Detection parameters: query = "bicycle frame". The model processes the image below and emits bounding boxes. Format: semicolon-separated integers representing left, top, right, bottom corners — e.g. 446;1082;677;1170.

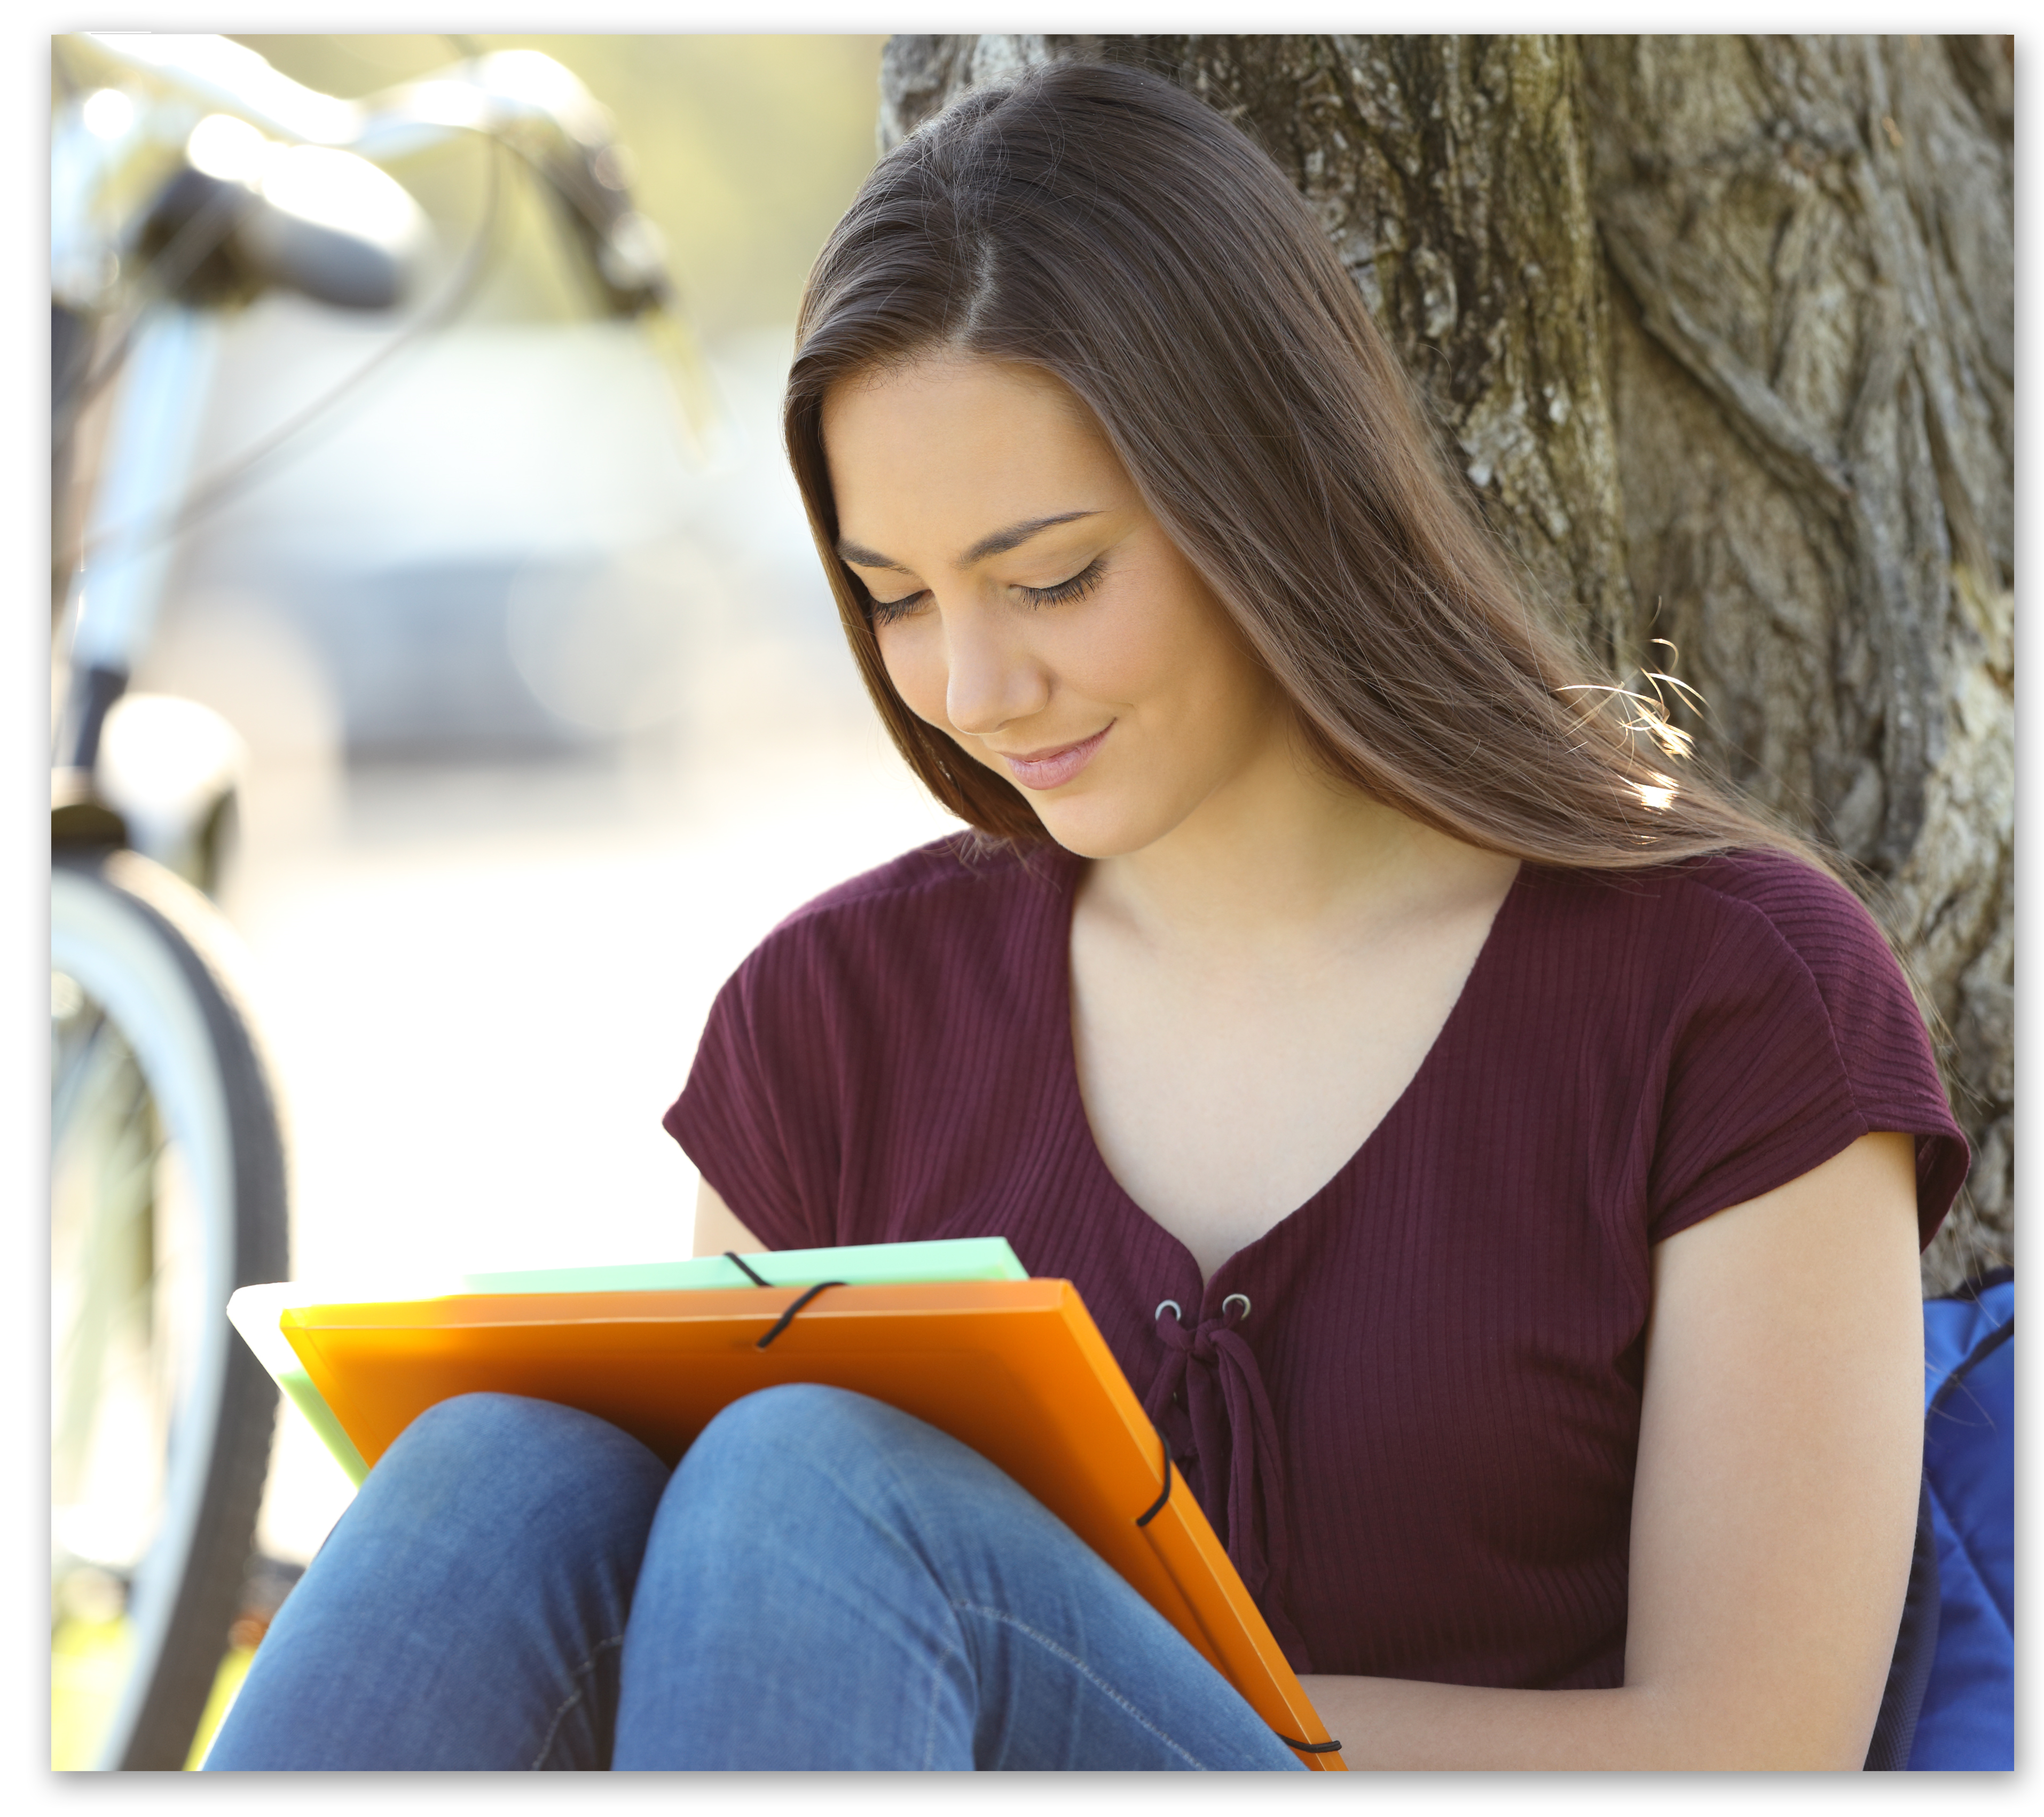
57;306;219;771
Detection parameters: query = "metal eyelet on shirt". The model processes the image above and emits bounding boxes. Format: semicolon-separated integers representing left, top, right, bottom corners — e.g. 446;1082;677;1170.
1155;1299;1182;1323
1222;1293;1251;1322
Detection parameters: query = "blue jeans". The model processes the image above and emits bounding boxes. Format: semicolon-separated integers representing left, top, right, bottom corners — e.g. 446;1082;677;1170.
204;1384;1308;1771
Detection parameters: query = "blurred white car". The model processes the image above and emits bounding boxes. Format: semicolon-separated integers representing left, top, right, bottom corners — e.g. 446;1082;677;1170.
146;307;834;761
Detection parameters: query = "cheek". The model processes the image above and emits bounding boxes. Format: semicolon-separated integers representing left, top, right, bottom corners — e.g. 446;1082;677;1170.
875;620;951;728
1075;561;1255;720
1047;602;1165;701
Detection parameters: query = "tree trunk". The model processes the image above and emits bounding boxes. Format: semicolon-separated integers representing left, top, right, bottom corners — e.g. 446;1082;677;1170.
879;34;2014;1291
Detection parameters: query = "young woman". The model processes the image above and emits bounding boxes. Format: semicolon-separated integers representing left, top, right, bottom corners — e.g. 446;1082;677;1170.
208;61;1967;1772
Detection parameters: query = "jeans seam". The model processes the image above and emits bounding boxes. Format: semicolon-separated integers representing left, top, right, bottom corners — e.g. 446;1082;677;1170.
949;1600;1210;1770
921;1640;964;1770
529;1632;626;1770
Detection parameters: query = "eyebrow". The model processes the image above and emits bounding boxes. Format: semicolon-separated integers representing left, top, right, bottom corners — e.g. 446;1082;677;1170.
836;510;1100;573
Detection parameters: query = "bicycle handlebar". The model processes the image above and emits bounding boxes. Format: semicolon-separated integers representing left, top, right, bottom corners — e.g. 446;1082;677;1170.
50;33;726;779
72;33;675;317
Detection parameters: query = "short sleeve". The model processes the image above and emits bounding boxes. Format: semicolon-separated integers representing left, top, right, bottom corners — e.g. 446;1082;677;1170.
662;941;829;1253
1646;868;1970;1249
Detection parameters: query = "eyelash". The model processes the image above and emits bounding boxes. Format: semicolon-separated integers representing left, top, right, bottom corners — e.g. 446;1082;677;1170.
1020;558;1107;608
866;589;925;628
866;558;1107;626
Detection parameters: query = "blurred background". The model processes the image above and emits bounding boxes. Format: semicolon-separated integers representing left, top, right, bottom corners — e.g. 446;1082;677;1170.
52;29;2014;1773
60;33;955;1591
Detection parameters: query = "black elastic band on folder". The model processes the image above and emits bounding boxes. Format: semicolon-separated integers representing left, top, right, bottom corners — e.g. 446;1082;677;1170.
1135;1429;1173;1528
723;1251;771;1287
754;1280;844;1350
1127;1429;1334;1758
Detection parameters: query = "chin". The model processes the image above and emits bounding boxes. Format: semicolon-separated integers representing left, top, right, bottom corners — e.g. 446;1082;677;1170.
1020;792;1176;861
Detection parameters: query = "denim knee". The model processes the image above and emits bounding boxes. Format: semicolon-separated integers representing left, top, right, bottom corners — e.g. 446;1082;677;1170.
397;1389;618;1464
370;1392;671;1542
682;1382;909;1486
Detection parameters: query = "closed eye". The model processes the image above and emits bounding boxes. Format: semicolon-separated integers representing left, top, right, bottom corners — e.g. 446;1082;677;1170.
865;557;1105;626
1018;558;1105;607
866;585;929;627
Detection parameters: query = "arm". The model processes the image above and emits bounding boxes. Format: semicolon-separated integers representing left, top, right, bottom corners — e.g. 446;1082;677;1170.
690;1177;768;1258
1297;1129;1924;1769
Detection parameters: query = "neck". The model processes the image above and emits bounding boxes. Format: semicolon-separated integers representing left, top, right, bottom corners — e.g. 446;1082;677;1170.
1084;722;1503;955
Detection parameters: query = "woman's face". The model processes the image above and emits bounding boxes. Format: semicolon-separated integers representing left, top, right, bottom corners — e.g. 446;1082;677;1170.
821;354;1290;860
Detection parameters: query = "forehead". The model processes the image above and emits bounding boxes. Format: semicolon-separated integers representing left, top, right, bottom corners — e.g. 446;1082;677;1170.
823;351;1089;437
822;355;1124;543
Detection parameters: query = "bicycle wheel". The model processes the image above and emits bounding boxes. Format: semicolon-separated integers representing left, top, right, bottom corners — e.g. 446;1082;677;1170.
51;849;289;1770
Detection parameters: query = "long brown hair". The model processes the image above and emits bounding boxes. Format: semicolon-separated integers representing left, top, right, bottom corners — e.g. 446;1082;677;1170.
784;59;1809;872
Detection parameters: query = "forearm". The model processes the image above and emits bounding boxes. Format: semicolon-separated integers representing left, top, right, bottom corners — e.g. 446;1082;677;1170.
1295;1674;1868;1772
1298;1674;1633;1772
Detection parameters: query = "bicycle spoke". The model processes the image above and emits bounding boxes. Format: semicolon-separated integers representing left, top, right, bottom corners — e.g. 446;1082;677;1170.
51;989;174;1555
49;998;108;1133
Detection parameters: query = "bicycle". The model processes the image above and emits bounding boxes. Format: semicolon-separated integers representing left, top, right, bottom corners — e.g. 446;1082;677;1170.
49;32;707;1768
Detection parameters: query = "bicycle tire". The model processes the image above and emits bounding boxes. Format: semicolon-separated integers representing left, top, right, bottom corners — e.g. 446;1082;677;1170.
51;850;289;1770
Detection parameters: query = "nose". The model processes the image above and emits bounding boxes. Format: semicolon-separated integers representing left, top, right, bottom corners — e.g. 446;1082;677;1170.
942;602;1050;739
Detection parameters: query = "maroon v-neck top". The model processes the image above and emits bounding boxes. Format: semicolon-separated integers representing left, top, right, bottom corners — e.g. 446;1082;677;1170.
665;836;1968;1688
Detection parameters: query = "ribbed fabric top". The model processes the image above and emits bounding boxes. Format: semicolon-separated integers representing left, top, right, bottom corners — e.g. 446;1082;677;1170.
665;836;1968;1688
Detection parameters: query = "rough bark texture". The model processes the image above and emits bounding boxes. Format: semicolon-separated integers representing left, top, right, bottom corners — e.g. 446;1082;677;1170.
879;35;2014;1290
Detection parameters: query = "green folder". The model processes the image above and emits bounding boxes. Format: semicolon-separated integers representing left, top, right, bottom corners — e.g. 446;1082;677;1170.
228;1238;1029;1487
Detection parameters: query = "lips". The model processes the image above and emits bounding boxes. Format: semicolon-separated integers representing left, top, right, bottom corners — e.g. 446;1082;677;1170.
995;723;1113;791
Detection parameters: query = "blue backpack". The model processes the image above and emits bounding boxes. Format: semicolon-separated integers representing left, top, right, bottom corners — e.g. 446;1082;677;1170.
1864;1271;2014;1770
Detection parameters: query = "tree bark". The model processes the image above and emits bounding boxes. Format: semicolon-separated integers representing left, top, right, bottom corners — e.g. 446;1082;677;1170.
879;34;2014;1290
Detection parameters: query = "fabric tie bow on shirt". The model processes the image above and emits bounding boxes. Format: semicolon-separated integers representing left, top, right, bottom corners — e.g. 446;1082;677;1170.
1143;1298;1312;1669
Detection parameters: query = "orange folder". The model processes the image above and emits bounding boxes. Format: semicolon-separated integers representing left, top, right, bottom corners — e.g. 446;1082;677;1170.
281;1276;1342;1768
